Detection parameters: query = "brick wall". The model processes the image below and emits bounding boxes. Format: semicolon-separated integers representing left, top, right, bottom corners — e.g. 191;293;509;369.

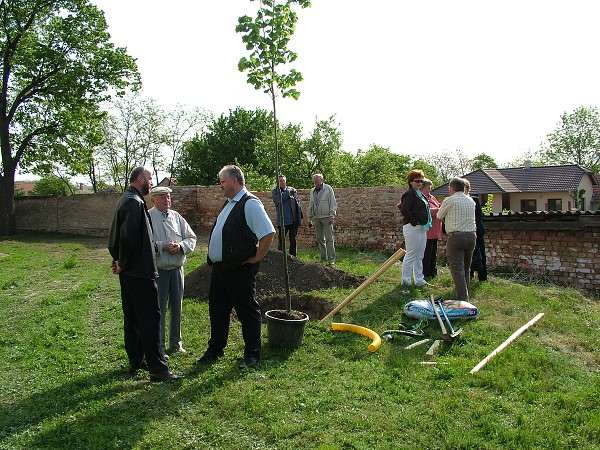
14;187;599;295
478;213;600;295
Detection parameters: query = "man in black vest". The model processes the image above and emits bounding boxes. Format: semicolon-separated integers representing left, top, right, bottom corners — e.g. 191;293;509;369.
108;166;183;382
196;165;275;369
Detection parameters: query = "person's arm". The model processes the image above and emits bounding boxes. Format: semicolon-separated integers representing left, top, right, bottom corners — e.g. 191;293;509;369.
307;189;314;222
271;188;280;205
428;197;440;219
148;209;166;255
400;192;418;225
118;199;142;271
245;232;275;264
437;197;449;220
328;185;337;224
178;216;197;254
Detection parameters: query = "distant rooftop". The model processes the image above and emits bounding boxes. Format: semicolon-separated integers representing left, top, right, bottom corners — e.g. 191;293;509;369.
432;164;597;196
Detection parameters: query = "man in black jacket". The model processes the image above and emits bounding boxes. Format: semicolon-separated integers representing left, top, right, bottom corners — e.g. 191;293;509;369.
108;167;183;382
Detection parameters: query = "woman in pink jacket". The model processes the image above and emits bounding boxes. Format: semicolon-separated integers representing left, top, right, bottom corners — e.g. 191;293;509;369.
421;179;443;278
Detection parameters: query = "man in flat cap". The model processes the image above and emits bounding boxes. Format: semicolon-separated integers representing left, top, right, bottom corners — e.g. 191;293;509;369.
148;185;197;360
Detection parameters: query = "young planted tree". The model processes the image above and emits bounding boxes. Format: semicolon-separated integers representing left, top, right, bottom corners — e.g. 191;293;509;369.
236;0;311;315
0;0;139;235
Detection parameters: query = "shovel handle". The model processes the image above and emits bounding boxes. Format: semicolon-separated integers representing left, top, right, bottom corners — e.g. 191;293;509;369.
430;295;447;335
435;298;455;335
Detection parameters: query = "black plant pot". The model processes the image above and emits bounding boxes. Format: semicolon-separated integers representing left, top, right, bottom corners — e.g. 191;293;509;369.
265;309;309;348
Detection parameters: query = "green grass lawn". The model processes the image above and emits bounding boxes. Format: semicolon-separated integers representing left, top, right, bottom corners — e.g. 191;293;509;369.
0;232;598;449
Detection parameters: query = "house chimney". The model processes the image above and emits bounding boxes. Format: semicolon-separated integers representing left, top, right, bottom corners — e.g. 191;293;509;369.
524;160;532;169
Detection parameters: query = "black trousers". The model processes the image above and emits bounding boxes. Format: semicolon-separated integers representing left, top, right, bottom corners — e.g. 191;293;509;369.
119;274;169;374
207;262;261;358
277;224;299;256
470;233;488;281
422;238;438;278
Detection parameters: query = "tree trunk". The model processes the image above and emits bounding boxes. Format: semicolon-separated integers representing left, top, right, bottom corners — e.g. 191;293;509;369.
0;172;17;236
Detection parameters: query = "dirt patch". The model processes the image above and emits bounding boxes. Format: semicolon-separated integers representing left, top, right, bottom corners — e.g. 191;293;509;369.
184;249;365;320
260;294;336;321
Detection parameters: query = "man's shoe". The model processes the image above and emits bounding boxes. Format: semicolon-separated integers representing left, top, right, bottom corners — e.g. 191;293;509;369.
195;351;222;364
161;353;170;361
416;281;435;287
168;346;188;355
129;360;148;376
149;370;184;382
238;355;260;369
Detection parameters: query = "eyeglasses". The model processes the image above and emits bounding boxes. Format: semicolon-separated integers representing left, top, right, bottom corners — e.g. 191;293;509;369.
413;179;424;183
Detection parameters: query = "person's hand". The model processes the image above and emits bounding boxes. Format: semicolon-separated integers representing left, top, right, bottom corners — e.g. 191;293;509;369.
327;217;334;225
111;260;122;274
164;241;181;254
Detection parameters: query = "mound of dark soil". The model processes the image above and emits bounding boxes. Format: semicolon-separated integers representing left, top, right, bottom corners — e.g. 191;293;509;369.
184;249;365;300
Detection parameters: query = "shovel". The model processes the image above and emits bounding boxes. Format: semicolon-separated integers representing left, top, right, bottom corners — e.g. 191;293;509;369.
435;297;463;340
429;295;460;343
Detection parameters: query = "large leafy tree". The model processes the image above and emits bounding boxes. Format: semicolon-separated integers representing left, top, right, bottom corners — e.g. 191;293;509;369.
470;152;498;170
0;0;139;235
541;106;600;172
173;107;274;186
341;145;411;188
31;175;72;196
163;104;211;185
301;115;343;185
94;93;165;192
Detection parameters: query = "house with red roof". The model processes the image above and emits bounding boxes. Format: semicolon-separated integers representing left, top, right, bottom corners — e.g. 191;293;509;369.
14;181;37;195
431;163;599;213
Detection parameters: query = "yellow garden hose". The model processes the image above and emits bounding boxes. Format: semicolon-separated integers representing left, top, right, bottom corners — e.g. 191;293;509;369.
332;322;382;352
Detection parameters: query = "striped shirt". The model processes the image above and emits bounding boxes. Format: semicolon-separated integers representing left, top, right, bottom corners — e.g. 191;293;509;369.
437;192;476;233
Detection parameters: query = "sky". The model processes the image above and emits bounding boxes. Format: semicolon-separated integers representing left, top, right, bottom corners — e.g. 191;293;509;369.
60;1;600;175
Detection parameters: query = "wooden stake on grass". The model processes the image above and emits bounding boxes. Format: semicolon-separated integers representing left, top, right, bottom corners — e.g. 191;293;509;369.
321;247;406;321
404;338;430;350
469;313;544;374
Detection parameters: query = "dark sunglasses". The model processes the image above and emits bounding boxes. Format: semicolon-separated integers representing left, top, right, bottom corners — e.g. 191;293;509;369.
412;179;424;183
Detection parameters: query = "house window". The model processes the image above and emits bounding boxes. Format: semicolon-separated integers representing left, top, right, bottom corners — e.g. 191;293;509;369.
547;199;562;211
521;199;536;212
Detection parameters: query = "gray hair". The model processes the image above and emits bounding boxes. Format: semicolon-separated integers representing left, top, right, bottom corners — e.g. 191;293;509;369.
421;178;432;189
449;177;466;192
219;165;245;185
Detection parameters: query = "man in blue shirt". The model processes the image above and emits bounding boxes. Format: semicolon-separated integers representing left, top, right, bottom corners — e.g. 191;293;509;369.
271;174;303;256
196;165;275;369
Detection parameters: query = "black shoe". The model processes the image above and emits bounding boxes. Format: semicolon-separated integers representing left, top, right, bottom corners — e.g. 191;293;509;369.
238;355;260;369
149;370;184;382
195;351;223;364
129;360;148;376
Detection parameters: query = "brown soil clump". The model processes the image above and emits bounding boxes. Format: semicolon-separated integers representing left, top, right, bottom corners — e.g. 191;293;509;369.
184;249;365;318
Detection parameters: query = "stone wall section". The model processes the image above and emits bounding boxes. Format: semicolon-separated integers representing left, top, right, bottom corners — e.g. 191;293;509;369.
14;186;599;295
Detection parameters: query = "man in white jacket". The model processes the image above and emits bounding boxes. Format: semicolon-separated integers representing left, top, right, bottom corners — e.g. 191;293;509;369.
307;173;337;265
148;186;197;359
